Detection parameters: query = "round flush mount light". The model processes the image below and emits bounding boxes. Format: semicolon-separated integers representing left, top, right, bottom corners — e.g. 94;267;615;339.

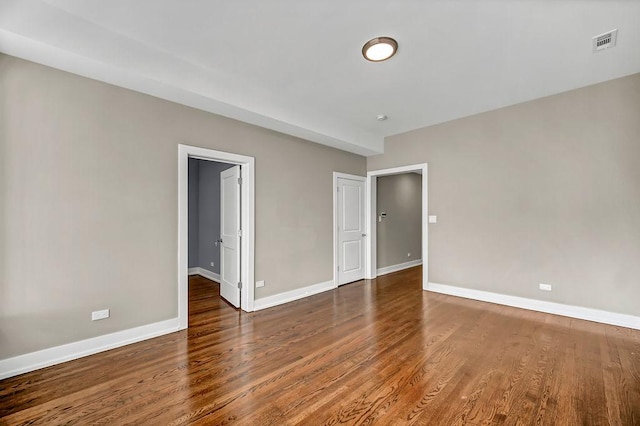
376;114;388;121
362;37;398;62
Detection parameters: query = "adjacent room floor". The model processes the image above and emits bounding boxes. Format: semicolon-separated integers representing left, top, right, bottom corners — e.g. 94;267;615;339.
1;267;639;424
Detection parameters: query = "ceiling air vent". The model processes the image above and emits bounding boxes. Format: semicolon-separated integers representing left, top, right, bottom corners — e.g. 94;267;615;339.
592;29;618;52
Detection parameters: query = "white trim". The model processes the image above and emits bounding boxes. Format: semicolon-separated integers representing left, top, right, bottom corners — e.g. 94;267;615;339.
0;318;180;380
427;282;640;330
366;164;429;290
365;176;376;279
188;267;220;283
376;259;423;276
333;172;367;288
179;144;255;329
254;280;335;311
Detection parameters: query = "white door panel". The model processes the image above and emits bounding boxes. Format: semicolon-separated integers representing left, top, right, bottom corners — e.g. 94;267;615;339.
342;186;362;231
342;240;362;272
338;177;365;285
220;165;241;307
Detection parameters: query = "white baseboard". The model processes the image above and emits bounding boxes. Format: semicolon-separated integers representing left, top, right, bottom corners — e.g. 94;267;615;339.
188;267;220;283
428;282;640;330
376;259;422;277
0;317;180;380
254;280;335;311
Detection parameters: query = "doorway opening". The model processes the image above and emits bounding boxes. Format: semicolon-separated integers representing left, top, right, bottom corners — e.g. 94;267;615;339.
375;172;423;275
187;158;233;282
178;144;255;330
366;164;428;289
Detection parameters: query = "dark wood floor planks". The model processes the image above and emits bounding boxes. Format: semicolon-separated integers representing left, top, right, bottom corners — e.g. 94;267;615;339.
1;267;639;425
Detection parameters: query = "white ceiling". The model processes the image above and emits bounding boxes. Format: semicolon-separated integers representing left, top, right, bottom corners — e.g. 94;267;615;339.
1;0;639;156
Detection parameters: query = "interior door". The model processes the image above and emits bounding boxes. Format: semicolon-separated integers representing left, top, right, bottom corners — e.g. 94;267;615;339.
338;177;366;285
220;165;241;307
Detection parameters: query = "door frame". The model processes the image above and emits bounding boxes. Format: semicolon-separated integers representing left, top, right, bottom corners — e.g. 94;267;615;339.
178;144;255;329
366;164;428;290
333;172;367;288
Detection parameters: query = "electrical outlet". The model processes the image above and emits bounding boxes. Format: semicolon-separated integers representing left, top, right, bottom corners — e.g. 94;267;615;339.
256;280;265;288
92;309;110;321
428;215;437;224
539;283;552;291
407;252;411;257
210;262;214;267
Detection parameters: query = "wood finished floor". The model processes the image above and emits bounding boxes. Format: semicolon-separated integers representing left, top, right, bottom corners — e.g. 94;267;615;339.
1;267;639;425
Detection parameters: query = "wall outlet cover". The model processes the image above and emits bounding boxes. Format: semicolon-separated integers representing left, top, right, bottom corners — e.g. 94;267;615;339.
91;309;110;321
428;215;437;224
256;280;265;288
539;283;552;291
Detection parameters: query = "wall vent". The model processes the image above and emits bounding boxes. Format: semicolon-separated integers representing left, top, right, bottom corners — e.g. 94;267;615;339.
592;29;618;52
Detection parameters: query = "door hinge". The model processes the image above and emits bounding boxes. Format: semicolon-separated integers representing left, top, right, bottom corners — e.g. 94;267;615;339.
238;177;242;185
337;265;340;271
337;186;339;192
238;281;242;289
237;229;242;237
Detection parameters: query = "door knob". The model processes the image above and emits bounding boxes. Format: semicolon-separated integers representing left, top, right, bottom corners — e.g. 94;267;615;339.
362;233;367;237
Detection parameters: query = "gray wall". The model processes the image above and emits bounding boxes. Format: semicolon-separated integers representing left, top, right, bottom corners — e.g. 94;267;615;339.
368;73;640;316
196;160;233;274
188;158;200;268
376;173;422;268
0;54;366;359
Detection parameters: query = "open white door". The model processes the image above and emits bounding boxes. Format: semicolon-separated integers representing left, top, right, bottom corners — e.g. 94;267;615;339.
220;165;241;307
337;176;366;285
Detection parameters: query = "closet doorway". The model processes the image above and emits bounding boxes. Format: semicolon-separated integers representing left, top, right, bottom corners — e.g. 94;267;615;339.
178;144;255;329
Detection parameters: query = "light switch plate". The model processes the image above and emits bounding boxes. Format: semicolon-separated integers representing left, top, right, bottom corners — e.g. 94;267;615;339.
428;215;437;224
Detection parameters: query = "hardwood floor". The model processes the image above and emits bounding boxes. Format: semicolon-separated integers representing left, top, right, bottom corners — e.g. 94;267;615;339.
1;267;639;425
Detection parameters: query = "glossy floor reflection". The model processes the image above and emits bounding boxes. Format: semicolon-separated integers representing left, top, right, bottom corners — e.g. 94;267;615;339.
1;267;639;424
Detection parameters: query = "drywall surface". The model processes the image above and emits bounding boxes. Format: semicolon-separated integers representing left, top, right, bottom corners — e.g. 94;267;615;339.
376;173;422;268
187;158;232;273
0;54;365;358
196;160;233;274
368;73;640;316
188;158;200;268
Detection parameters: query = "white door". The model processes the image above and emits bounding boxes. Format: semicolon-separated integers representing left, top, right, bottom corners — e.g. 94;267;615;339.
337;177;366;285
220;165;241;307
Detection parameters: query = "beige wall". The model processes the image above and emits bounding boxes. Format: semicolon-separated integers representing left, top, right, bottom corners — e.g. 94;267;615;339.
368;73;640;316
0;54;366;359
376;173;422;268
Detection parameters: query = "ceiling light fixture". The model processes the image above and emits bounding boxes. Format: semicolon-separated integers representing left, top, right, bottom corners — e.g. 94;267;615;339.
362;37;398;62
376;115;388;121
